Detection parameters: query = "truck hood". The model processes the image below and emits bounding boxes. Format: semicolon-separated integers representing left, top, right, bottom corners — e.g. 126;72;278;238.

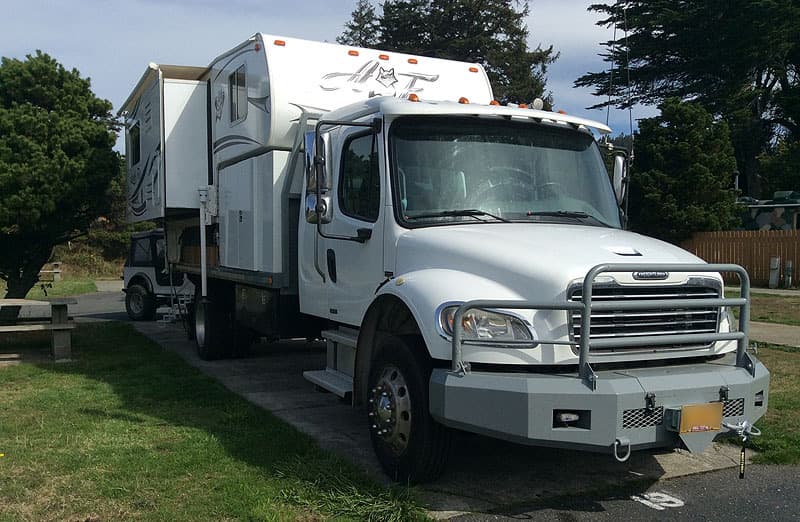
394;223;706;298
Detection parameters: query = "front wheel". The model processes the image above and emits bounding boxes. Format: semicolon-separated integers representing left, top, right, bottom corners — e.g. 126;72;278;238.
367;335;452;483
125;283;156;321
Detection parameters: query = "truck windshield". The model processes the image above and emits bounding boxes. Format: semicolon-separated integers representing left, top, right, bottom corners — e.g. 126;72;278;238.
390;117;621;228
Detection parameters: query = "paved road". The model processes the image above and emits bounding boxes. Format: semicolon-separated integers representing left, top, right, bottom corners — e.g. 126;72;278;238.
454;464;800;521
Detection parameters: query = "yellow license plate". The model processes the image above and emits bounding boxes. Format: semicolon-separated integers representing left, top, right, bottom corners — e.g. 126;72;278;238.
679;402;723;433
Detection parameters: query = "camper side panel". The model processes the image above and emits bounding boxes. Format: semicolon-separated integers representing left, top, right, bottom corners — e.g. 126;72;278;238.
126;78;164;222
163;79;209;211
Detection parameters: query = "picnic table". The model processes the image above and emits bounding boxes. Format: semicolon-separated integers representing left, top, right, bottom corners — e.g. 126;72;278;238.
0;297;77;362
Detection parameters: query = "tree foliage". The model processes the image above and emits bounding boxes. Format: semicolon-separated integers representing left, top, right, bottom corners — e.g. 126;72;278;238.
759;139;800;198
628;99;740;244
0;51;119;299
337;0;381;48
338;0;557;104
575;0;800;198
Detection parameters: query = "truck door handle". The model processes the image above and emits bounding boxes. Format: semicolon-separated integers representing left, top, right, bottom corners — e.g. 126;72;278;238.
356;228;372;243
326;249;337;283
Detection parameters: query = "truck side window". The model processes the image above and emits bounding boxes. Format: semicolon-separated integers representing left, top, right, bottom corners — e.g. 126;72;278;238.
128;122;141;166
229;64;247;123
339;133;380;223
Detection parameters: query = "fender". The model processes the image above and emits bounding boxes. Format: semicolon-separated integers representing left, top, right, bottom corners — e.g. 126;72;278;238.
373;268;526;361
126;272;154;293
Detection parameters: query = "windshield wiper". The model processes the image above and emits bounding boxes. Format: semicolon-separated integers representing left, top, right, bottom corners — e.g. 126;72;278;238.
406;209;510;222
525;210;611;227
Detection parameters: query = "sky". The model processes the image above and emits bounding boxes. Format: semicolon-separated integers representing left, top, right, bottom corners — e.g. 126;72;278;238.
1;0;656;151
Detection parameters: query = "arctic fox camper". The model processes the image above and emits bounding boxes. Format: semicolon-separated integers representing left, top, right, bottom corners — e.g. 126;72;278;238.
120;34;769;482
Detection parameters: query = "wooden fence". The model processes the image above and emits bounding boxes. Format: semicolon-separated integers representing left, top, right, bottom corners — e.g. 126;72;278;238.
681;230;800;286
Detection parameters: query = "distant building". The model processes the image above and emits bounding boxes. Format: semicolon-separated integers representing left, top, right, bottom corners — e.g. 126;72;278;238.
741;191;800;230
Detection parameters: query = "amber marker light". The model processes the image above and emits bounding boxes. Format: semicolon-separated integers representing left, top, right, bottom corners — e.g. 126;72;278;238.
274;39;286;46
408;93;420;102
379;54;390;60
519;103;529;108
558;109;567;114
348;50;359;56
408;58;418;64
469;67;479;73
458;97;470;104
489;100;500;106
254;43;261;51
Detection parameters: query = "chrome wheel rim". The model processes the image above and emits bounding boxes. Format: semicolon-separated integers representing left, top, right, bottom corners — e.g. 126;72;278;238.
369;364;412;454
129;291;144;314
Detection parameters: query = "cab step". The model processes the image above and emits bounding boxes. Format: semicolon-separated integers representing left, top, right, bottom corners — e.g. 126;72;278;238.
302;327;358;398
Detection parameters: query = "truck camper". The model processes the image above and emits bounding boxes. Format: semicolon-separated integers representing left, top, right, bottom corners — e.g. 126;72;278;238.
121;34;768;482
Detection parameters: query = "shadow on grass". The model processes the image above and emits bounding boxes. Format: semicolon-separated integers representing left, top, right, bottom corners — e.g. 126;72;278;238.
0;323;424;521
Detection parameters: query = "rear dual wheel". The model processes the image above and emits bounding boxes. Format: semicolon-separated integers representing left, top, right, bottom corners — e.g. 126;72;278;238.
193;283;255;360
367;335;452;483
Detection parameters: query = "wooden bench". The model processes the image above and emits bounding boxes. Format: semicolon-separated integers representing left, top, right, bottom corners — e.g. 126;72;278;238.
0;298;77;362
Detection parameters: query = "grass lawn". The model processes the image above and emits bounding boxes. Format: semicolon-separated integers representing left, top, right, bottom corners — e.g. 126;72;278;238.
750;344;800;464
0;323;425;521
726;289;800;327
1;277;97;299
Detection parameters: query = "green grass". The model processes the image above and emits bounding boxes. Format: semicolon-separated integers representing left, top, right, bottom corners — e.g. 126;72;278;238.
0;323;426;521
750;344;800;464
1;277;98;299
726;290;800;327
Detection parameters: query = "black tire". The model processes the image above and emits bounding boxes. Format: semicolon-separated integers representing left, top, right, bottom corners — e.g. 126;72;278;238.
367;335;452;483
194;283;231;360
125;283;156;321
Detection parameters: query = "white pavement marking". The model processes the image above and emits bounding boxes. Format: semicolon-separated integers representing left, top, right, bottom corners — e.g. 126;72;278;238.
630;491;685;511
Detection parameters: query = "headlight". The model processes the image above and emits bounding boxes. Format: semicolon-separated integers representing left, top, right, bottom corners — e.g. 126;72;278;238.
439;305;533;342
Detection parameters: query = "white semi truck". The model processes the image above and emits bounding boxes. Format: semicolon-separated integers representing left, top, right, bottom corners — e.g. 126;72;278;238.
120;34;769;482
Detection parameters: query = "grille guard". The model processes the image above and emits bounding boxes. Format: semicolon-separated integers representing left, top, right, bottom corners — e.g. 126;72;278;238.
450;263;755;390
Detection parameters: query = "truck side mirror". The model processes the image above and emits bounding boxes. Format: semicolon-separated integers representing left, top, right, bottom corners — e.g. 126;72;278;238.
304;131;332;224
612;154;627;205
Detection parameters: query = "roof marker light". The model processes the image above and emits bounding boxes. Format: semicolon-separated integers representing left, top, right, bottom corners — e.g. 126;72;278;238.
458;97;470;104
274;39;286;46
254;43;261;51
379;54;390;60
348;50;359;56
558;109;567;114
489;100;500;106
408;58;418;64
519;103;529;109
408;93;420;102
469;67;479;73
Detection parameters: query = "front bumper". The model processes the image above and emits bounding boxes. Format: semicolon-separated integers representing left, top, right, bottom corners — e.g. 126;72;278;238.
429;353;769;453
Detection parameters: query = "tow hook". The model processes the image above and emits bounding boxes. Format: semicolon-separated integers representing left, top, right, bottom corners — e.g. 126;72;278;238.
613;437;631;462
723;420;762;479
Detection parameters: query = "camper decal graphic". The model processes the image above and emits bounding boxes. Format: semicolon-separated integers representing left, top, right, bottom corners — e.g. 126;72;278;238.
214;89;225;121
128;146;160;217
320;60;438;98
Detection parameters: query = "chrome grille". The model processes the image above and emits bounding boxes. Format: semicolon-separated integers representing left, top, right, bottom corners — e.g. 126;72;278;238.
569;282;720;352
622;407;664;429
723;398;745;417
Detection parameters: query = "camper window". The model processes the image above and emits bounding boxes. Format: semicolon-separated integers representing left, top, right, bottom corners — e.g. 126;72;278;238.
339;133;380;223
128;123;141;165
229;64;247;123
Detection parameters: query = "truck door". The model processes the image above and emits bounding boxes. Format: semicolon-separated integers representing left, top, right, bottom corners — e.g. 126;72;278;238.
320;128;386;326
